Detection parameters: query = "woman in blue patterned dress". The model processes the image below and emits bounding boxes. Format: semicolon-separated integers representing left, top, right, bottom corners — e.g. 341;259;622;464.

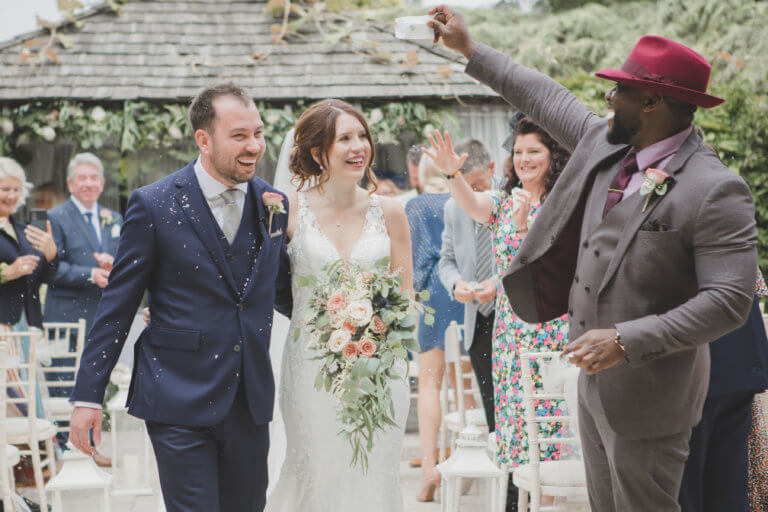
422;119;571;473
405;155;464;501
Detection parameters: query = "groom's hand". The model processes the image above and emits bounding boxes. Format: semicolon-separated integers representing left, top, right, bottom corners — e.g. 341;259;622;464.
70;407;102;456
428;5;477;59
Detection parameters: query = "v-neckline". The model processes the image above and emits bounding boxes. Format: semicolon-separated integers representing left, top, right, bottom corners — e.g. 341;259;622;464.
301;191;373;264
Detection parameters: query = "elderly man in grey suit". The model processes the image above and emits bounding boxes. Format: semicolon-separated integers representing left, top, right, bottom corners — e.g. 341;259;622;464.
438;138;497;430
427;7;758;511
45;152;122;329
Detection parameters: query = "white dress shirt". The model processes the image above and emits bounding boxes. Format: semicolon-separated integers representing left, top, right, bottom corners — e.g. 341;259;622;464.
72;157;249;411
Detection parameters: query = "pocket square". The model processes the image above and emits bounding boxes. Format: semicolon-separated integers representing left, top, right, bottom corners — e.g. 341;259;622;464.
640;219;670;232
269;229;284;238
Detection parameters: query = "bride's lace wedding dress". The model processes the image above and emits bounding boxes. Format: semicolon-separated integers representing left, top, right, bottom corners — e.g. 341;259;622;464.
265;191;409;512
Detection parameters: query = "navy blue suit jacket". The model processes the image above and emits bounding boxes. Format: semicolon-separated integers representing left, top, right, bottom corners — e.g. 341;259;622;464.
71;162;292;426
707;296;768;397
0;216;58;327
45;199;122;327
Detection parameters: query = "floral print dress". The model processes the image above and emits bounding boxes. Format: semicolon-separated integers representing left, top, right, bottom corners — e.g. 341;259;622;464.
486;188;569;466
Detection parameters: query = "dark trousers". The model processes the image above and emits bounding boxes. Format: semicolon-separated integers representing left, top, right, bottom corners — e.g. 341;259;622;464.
146;382;269;512
679;391;754;512
468;311;495;431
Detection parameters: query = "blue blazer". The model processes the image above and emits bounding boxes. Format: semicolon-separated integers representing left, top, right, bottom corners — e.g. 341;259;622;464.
71;162;292;426
0;216;58;327
707;296;768;397
44;199;123;327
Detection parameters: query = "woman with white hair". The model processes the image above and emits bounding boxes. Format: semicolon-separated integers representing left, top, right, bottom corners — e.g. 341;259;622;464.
404;154;465;501
0;157;58;334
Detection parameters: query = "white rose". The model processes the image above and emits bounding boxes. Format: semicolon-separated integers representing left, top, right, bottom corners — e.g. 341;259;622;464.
369;108;383;124
328;329;351;352
168;125;183;139
40;126;56;142
90;106;106;123
346;299;373;327
422;123;435;138
330;314;344;329
1;119;13;136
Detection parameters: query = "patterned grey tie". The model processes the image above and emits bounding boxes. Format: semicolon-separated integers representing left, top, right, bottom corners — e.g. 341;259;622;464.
220;189;243;244
474;223;495;316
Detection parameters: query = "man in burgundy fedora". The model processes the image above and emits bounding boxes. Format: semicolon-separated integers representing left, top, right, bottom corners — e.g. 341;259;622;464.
428;6;758;511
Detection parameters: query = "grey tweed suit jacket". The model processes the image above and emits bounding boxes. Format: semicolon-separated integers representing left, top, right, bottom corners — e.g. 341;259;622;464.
466;44;758;439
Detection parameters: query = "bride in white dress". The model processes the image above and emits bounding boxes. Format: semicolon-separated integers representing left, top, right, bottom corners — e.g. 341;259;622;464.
265;99;413;511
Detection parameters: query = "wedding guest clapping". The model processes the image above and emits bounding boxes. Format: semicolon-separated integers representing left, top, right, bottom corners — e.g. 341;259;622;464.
45;153;123;330
422;120;571;503
405;154;465;502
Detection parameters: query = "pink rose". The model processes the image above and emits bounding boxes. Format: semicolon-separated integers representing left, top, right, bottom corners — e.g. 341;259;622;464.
262;192;287;214
327;293;346;312
645;168;670;185
371;315;388;335
359;339;377;358
342;342;359;360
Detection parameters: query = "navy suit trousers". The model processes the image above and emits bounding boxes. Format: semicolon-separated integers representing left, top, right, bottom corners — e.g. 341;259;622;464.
146;381;269;512
679;391;754;512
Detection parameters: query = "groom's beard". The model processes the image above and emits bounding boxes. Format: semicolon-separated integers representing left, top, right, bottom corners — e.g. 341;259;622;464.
606;110;641;145
210;148;260;185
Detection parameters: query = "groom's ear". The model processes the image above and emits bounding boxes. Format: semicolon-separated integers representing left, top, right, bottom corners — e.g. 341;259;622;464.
195;129;211;155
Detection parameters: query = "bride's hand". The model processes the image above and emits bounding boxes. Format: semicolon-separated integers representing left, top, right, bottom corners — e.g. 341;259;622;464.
421;130;468;177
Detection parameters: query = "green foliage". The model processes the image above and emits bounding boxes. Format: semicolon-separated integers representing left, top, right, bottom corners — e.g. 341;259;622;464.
0;100;455;162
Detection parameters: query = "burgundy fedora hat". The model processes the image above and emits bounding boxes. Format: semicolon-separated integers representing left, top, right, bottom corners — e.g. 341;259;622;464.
595;35;724;108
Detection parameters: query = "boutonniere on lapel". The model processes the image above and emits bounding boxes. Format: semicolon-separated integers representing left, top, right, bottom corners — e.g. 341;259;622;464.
100;209;121;238
639;168;674;213
262;192;287;235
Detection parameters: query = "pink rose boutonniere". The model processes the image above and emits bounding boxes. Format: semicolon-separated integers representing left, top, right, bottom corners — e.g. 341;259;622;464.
262;192;287;234
639;168;673;213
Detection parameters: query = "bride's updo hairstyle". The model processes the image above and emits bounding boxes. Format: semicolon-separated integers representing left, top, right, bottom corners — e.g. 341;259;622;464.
290;99;377;192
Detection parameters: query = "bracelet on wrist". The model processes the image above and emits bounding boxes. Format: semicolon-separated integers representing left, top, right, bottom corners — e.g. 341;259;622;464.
444;170;461;180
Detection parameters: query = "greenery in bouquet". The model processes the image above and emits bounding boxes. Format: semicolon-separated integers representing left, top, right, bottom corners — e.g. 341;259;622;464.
295;256;433;472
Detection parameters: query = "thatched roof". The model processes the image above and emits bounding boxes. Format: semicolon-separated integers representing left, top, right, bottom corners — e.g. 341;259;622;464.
0;0;497;102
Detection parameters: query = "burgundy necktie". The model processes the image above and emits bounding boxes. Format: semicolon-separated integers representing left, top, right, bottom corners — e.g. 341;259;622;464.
603;153;639;218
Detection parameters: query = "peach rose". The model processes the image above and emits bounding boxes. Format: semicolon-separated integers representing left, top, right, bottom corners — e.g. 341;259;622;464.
327;293;346;312
330;314;344;329
262;191;285;210
359;339;377;358
342;342;359;360
328;329;351;353
343;320;357;335
371;315;388;335
645;168;670;185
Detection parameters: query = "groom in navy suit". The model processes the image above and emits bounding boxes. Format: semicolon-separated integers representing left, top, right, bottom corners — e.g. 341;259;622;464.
69;83;292;512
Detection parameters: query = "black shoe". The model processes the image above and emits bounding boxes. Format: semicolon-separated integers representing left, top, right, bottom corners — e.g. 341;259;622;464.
22;496;52;512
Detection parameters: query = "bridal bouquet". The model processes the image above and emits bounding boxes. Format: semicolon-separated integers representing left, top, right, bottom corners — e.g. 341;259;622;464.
295;257;433;472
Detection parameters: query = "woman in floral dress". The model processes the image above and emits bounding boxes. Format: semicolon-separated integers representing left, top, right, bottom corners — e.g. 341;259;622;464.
422;118;571;469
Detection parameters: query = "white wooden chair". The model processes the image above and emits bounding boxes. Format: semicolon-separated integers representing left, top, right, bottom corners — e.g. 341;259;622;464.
439;321;487;462
39;319;87;435
1;340;21;511
1;329;58;512
513;351;588;512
